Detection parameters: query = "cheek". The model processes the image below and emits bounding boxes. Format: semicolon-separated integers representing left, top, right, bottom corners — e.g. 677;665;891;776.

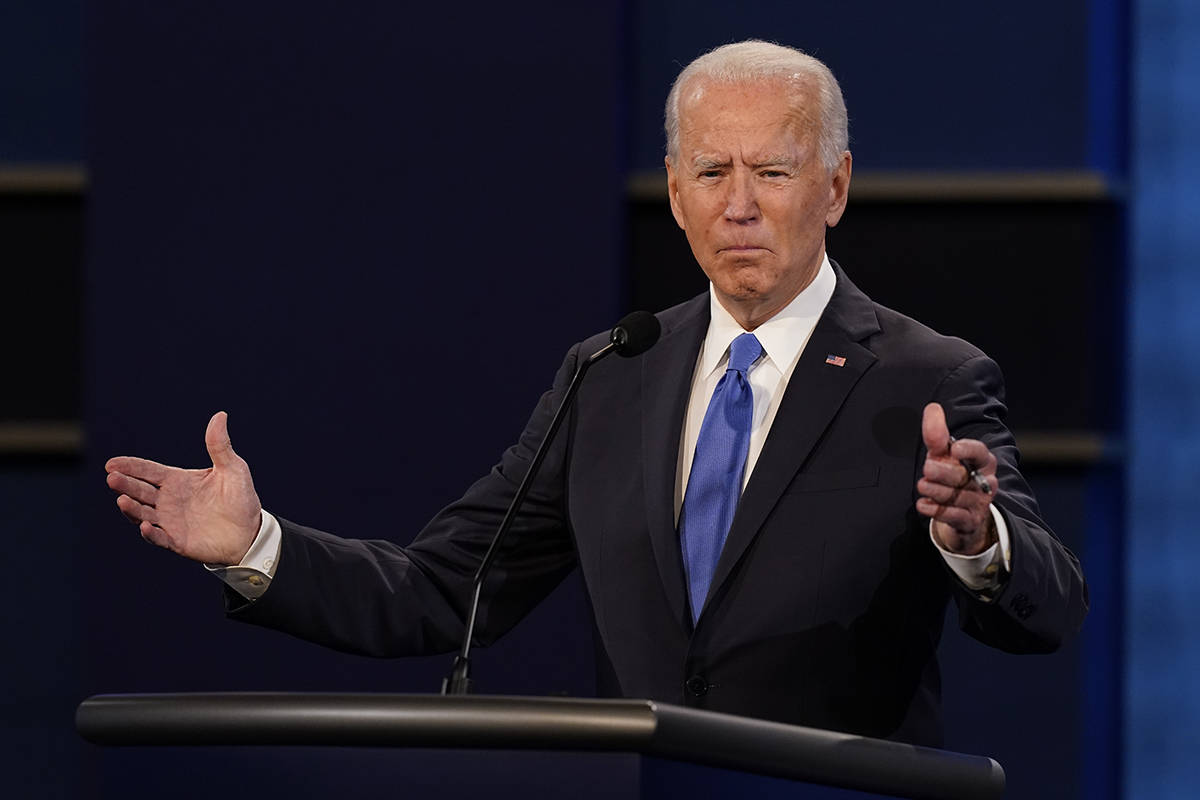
671;195;700;230
776;191;829;236
679;200;725;241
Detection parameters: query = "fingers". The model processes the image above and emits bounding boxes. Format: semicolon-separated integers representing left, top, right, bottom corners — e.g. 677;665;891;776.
917;476;964;506
117;495;177;553
922;454;995;488
105;456;172;486
916;408;998;539
915;498;989;535
205;411;238;469
139;520;172;550
115;493;159;526
919;444;995;496
921;403;950;458
917;469;994;500
106;471;159;506
948;438;996;476
922;457;969;489
924;438;997;494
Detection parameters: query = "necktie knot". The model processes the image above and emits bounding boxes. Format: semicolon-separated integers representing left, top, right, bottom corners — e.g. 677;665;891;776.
728;333;763;375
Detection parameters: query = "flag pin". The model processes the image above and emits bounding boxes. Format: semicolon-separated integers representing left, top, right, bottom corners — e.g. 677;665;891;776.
825;354;847;367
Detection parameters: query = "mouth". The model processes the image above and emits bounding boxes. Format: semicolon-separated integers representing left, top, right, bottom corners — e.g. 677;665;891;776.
719;245;770;254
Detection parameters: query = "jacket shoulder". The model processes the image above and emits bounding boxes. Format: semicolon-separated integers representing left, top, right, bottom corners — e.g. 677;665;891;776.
868;301;990;373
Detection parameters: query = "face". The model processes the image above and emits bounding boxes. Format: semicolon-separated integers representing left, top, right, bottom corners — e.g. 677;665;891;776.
666;79;851;329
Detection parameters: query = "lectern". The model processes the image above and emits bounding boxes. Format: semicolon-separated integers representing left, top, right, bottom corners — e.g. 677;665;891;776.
76;693;1004;799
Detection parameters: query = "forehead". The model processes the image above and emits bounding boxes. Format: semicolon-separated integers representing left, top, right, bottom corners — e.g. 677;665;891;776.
676;78;817;155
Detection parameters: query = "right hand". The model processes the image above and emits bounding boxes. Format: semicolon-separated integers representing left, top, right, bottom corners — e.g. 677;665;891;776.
915;402;998;556
105;411;262;565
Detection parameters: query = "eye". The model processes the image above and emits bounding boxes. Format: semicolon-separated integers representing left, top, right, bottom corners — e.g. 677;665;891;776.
760;169;788;178
698;169;722;179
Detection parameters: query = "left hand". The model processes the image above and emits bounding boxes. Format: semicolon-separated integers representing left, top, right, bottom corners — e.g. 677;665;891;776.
916;402;998;555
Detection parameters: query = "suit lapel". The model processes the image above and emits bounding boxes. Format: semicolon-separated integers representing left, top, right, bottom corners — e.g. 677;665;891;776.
641;295;709;630
702;268;882;616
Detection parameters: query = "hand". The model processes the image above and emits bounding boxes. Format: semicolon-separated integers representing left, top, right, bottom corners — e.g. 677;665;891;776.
916;402;998;555
105;411;262;565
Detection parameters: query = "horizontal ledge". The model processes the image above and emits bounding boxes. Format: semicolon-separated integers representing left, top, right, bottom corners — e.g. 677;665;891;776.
627;170;1121;203
0;421;84;454
3;165;1117;201
1012;431;1123;465
0;163;88;194
0;423;1118;463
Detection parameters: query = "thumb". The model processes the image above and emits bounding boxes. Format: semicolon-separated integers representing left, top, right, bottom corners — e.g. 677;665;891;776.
204;410;238;469
921;402;951;458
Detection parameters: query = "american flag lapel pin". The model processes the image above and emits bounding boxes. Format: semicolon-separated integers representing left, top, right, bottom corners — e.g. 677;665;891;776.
825;354;847;367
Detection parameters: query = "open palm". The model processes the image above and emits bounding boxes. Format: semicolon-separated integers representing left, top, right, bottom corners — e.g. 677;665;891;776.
106;411;262;565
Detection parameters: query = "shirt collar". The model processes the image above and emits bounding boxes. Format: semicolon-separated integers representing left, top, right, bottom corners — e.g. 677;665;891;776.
699;253;837;378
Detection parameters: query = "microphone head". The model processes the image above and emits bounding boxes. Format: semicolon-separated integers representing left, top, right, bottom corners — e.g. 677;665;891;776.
610;311;661;357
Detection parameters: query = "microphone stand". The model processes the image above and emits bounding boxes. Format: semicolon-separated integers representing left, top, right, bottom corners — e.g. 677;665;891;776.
441;317;656;695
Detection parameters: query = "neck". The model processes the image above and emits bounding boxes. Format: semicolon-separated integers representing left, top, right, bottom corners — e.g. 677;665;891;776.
718;255;825;331
720;296;794;331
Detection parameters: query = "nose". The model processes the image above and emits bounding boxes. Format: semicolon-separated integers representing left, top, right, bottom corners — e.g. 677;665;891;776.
723;170;759;223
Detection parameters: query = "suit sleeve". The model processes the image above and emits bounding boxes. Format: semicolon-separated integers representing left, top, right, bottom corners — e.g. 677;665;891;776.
933;354;1089;653
226;345;583;657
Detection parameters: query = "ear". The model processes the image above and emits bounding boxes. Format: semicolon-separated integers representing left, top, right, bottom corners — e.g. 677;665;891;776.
824;151;852;228
665;156;687;231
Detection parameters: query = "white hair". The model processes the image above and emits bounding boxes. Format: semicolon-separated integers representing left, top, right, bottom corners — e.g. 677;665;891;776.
664;40;849;172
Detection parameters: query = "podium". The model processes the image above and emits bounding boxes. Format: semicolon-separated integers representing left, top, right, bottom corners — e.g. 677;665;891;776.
76;693;1004;799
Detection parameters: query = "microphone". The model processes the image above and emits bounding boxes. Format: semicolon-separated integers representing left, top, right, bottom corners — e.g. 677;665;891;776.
441;311;661;695
609;310;661;357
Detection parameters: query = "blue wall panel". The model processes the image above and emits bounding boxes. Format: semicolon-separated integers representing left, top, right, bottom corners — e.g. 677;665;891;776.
1127;1;1200;797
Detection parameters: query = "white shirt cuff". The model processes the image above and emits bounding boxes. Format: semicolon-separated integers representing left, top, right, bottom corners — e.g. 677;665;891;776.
203;510;282;600
930;504;1012;594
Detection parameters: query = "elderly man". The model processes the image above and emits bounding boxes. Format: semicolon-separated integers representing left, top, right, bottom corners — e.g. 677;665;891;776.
105;40;1087;746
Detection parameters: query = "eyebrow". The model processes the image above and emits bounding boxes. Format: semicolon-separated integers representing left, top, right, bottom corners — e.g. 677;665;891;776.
692;156;729;170
750;155;799;168
690;154;799;170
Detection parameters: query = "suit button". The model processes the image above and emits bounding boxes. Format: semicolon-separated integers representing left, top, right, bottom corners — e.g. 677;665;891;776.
1009;592;1038;620
685;676;709;697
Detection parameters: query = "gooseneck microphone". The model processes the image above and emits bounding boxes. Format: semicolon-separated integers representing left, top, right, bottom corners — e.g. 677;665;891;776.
441;311;661;695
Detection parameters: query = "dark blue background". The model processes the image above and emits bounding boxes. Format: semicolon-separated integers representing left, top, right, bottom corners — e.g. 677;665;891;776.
4;0;1177;797
79;0;621;694
628;0;1093;172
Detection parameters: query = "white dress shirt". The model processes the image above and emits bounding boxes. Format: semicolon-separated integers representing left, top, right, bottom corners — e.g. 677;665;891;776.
675;253;838;516
216;253;1008;599
674;254;1009;594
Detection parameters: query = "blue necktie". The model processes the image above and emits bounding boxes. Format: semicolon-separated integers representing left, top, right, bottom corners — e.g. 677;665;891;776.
679;332;763;623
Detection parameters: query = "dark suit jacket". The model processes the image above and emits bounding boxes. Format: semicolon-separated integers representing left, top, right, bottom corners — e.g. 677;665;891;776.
233;265;1088;746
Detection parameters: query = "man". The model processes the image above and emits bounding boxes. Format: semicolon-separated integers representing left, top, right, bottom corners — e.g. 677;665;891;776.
105;40;1087;746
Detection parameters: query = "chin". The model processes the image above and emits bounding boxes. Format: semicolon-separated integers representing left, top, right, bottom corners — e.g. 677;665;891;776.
716;270;776;299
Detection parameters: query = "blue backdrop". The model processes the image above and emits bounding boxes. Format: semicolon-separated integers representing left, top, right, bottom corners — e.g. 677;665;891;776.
1128;1;1200;798
5;0;1188;797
